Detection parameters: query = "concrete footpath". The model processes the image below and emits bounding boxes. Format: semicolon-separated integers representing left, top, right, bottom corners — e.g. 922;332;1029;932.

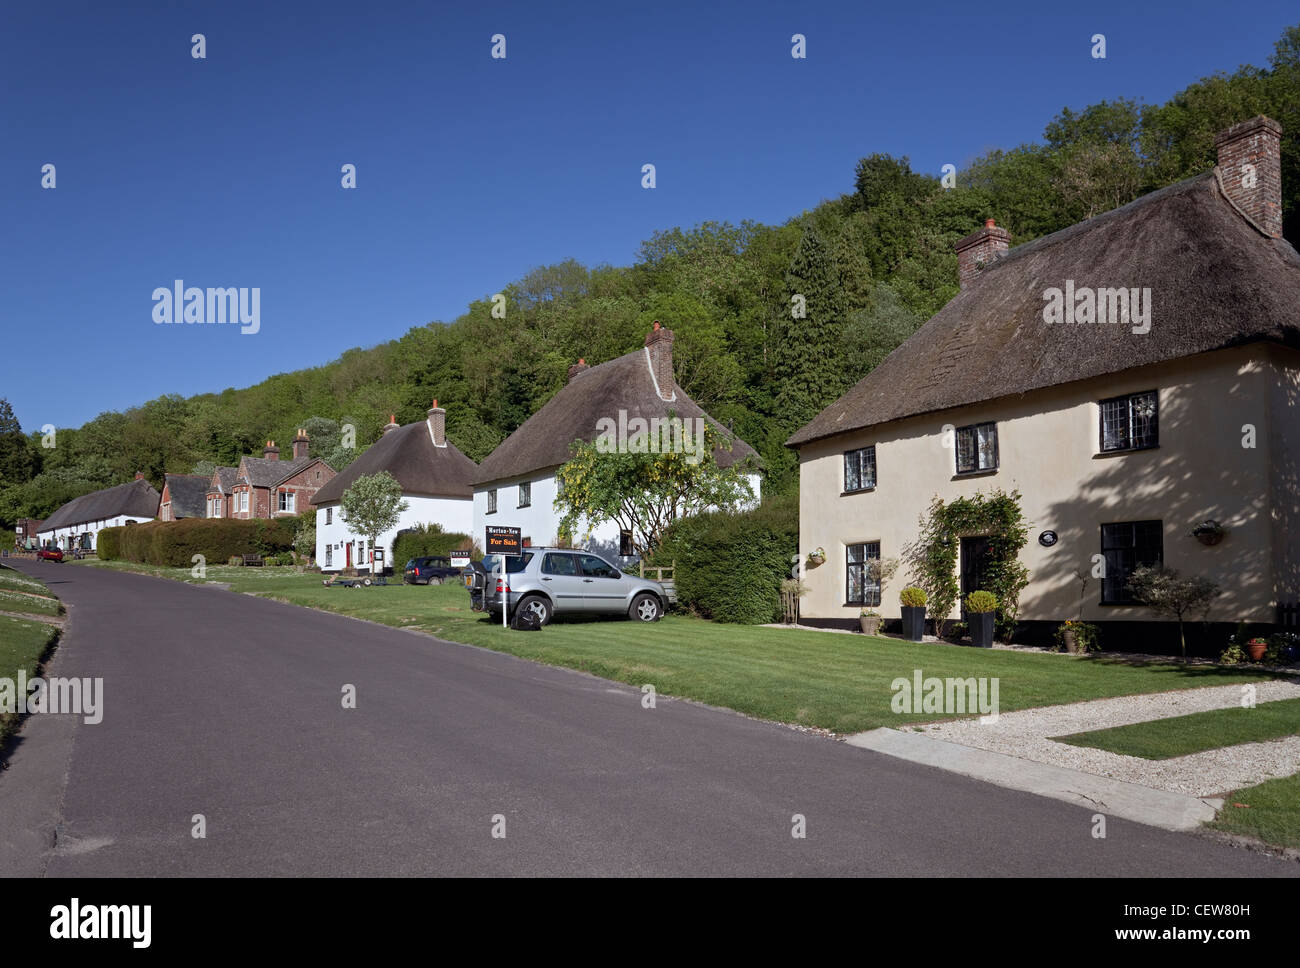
846;728;1223;832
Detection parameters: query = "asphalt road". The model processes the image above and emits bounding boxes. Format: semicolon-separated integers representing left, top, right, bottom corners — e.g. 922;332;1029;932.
0;559;1294;877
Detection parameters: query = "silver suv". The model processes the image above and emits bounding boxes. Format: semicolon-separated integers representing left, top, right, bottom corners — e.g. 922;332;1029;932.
472;548;667;626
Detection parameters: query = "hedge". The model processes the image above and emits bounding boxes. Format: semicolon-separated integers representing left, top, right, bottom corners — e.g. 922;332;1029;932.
652;492;798;624
391;523;473;570
96;517;298;567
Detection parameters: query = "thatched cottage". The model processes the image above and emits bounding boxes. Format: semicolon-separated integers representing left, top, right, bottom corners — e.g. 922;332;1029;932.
37;473;160;552
787;116;1299;650
310;403;477;572
471;322;761;561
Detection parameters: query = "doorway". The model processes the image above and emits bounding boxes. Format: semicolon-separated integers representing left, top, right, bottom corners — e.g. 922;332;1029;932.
960;536;993;620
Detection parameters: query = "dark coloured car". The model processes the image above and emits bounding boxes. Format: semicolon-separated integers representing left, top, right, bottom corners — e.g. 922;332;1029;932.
37;548;64;562
403;556;461;586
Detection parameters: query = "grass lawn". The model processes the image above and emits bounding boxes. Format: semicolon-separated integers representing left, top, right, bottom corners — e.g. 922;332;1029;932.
74;559;1279;734
1054;698;1300;759
0;564;64;618
0;614;61;745
1211;773;1300;850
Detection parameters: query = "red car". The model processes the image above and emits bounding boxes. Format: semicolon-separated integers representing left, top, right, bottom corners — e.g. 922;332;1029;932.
37;548;64;562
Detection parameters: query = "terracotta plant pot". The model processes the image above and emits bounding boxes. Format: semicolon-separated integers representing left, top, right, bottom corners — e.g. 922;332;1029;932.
860;616;883;636
1247;642;1268;662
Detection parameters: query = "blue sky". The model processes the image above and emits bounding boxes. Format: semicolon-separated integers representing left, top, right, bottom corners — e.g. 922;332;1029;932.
2;0;1295;432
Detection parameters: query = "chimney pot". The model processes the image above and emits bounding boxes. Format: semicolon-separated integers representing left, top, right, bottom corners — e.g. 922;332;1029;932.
567;358;591;383
955;219;1012;289
292;427;310;460
1215;115;1283;239
263;440;280;460
134;471;145;480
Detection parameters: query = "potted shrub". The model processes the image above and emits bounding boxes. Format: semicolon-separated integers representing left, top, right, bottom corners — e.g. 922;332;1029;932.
1054;620;1099;655
1246;637;1268;662
859;608;883;636
965;591;998;648
807;547;826;567
899;586;927;641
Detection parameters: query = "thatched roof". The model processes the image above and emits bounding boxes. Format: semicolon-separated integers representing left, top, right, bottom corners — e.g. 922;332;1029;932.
162;474;211;518
38;478;159;533
311;421;478;505
470;348;760;485
787;171;1300;448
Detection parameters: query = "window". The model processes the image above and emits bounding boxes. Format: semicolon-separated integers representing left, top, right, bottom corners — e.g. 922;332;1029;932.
956;422;998;474
846;541;882;606
1100;521;1163;604
487;489;498;514
484;552;534;574
278;491;295;512
843;446;877;493
325;508;332;525
579;554;619;578
238;491;248;513
518;482;531;508
215;497;222;517
358;539;366;565
325;545;333;568
1100;390;1159;452
541;553;578;576
619;530;634;556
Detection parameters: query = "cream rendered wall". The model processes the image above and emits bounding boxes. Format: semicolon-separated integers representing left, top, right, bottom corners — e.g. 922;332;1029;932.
797;346;1283;624
1265;345;1300;604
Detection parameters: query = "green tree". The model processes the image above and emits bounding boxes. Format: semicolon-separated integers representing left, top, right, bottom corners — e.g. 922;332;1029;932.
554;423;757;557
339;472;409;572
1127;565;1221;662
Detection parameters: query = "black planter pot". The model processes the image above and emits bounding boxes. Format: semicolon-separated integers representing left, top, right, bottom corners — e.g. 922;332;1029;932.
901;606;926;642
969;612;995;648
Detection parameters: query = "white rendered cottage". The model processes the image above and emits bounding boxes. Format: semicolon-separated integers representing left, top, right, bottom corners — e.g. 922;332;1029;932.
311;402;477;573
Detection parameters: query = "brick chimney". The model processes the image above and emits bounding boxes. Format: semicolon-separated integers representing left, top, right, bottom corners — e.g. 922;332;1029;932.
292;428;310;460
382;414;400;435
1215;115;1283;239
262;440;280;460
955;218;1011;288
427;399;446;447
134;471;145;480
567;358;589;383
643;321;675;401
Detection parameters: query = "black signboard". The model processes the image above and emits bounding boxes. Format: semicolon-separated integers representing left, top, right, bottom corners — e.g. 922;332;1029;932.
485;525;523;556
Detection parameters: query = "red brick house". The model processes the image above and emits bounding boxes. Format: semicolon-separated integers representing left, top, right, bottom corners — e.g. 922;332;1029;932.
206;430;336;519
159;474;210;521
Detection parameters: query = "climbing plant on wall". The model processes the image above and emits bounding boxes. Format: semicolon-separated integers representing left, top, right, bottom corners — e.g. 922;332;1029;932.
902;489;1031;638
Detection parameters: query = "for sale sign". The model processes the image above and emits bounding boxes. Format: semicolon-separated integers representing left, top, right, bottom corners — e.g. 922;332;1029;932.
485;525;522;556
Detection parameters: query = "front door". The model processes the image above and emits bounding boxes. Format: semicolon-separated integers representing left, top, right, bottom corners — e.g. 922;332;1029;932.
960;537;992;620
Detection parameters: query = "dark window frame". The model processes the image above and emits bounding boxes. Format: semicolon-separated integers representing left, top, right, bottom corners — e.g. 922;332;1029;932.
955;422;999;475
845;541;882;607
1099;390;1159;453
843;445;877;493
1100;520;1164;605
486;489;497;514
518;482;531;508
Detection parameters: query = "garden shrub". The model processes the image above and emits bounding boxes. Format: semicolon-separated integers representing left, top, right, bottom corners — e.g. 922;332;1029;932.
391;523;472;568
652;492;797;625
965;590;998;613
96;527;122;560
899;586;927;607
102;518;296;567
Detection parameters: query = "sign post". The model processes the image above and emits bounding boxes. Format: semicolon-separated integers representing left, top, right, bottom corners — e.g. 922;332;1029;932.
485;526;523;629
